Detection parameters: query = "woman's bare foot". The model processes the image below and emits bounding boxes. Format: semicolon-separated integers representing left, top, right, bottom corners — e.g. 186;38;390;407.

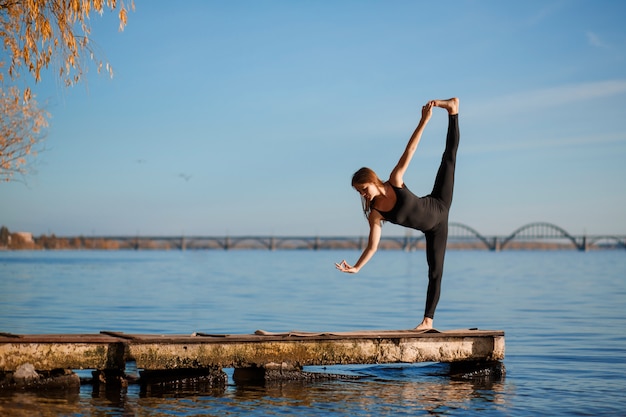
414;317;433;330
433;97;459;115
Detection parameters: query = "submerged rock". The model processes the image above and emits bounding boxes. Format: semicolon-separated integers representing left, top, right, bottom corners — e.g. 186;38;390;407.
0;366;80;391
13;363;39;384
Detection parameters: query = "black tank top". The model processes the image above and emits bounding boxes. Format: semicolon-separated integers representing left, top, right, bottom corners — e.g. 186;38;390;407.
375;184;445;232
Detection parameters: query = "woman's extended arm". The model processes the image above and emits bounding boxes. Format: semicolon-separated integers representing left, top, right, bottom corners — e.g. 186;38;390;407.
335;210;383;273
389;101;433;187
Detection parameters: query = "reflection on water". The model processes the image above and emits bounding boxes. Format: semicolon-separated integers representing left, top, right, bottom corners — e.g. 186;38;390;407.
0;364;508;416
258;366;508;415
0;391;81;417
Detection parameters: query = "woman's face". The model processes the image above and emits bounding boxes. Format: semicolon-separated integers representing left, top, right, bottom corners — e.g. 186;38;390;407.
355;182;378;201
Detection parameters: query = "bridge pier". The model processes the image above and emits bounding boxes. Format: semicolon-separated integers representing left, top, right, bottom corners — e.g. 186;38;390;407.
580;236;588;252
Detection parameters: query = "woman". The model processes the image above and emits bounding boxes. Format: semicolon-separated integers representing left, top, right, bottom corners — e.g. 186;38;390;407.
335;97;460;330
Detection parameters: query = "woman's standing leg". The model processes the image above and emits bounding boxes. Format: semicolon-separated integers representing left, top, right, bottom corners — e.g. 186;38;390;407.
423;222;448;320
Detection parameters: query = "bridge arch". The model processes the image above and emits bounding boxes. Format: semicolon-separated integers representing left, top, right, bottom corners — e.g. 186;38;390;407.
501;222;581;250
226;237;272;250
448;222;495;250
272;237;318;250
587;236;626;249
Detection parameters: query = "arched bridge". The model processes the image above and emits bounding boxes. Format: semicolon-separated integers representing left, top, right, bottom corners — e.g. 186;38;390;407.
448;222;625;251
85;222;625;251
500;222;581;250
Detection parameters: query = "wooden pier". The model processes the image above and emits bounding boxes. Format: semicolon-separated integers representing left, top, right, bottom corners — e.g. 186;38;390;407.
0;328;505;388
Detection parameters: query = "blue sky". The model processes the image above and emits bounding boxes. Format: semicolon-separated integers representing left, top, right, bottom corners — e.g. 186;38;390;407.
3;0;626;237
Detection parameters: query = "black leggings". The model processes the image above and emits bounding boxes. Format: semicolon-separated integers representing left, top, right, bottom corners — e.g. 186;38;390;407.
423;114;459;319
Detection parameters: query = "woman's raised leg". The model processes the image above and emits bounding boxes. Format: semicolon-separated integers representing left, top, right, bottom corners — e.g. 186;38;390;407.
430;98;460;208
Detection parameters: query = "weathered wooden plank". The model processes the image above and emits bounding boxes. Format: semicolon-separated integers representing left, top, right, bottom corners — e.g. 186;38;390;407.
0;340;124;371
128;329;504;370
0;334;122;344
0;329;505;372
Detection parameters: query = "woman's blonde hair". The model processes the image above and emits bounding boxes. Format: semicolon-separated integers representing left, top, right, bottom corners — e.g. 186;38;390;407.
351;167;384;219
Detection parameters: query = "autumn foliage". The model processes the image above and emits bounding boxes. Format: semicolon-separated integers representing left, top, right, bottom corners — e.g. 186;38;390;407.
1;0;133;86
0;0;133;181
0;86;48;181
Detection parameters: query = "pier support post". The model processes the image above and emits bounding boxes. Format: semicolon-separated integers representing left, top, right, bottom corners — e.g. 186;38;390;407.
92;368;128;389
233;362;303;384
91;341;128;388
232;362;359;385
139;366;227;394
449;360;505;381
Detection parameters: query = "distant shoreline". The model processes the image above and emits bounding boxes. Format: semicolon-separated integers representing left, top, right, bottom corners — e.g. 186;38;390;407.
2;226;623;251
0;237;618;251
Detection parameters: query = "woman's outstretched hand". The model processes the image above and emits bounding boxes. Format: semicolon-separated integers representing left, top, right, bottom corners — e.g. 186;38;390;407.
335;260;358;273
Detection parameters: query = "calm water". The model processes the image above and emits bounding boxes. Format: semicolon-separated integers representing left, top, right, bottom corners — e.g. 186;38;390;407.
0;249;625;416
